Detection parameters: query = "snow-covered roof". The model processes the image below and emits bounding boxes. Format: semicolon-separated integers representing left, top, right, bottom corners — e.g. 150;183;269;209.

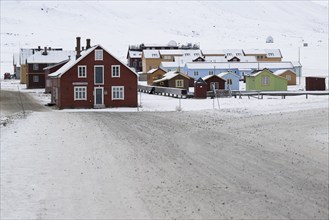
273;69;296;76
128;51;142;58
243;49;266;55
50;45;137;78
43;59;70;70
147;68;158;74
26;50;76;64
159;50;183;56
264;49;282;58
143;50;160;59
217;72;240;78
181;49;202;57
185;61;294;70
224;49;244;56
202;50;225;56
153;71;189;83
202;74;224;81
160;61;180;68
204;56;227;62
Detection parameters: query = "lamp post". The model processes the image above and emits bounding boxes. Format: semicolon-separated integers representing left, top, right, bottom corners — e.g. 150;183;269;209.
298;42;308;85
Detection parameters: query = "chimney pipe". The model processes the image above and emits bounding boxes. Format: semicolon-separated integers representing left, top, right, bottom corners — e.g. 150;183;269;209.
82;46;85;51
38;46;41;51
42;46;48;55
86;39;91;49
76;37;81;59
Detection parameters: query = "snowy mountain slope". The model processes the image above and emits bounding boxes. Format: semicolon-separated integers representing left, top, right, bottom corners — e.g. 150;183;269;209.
1;1;328;76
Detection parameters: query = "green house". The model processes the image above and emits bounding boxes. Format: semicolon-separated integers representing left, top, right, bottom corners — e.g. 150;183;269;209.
246;68;287;91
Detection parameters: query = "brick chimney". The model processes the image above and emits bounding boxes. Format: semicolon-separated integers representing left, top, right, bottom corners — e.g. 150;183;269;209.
76;37;81;59
86;39;91;49
42;46;48;55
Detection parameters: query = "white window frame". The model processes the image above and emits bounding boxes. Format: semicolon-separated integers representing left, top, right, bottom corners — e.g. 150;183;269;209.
78;65;87;78
209;70;214;75
94;65;104;85
112;86;124;100
227;79;232;85
194;71;198;76
286;75;291;81
74;86;87;100
175;79;184;88
262;76;270;85
33;64;39;70
33;75;39;82
111;65;120;78
95;49;103;61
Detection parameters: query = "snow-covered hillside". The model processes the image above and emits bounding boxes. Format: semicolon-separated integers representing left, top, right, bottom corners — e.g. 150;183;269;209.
1;1;328;76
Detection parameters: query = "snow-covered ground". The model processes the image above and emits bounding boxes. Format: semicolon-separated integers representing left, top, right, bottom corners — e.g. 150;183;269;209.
1;96;328;219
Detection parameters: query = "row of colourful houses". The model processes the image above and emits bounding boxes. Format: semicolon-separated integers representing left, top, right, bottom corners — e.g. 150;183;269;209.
146;66;298;92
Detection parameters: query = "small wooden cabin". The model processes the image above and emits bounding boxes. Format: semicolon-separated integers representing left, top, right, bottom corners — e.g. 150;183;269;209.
273;69;296;85
153;71;191;90
146;68;166;85
202;75;226;91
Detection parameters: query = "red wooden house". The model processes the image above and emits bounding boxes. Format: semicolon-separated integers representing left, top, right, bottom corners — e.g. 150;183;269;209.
49;37;138;109
202;75;226;91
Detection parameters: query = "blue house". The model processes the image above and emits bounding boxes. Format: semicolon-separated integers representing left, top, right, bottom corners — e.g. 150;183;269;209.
217;72;240;90
183;61;297;80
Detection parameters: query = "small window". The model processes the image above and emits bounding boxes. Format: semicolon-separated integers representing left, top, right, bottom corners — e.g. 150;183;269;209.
164;55;171;59
286;75;291;81
78;65;87;78
227;79;232;85
209;70;214;75
95;49;103;60
33;75;39;82
268;52;274;57
133;61;137;67
194;71;198;76
236;53;242;56
159;82;164;85
139;61;142;67
194;53;199;56
262;76;270;85
33;64;39;71
74;86;87;100
184;53;190;56
175;79;184;88
152;54;158;57
227;53;232;56
112;86;124;100
111;65;120;77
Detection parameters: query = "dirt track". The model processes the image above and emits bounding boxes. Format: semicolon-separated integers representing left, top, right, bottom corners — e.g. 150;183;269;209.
1;108;328;219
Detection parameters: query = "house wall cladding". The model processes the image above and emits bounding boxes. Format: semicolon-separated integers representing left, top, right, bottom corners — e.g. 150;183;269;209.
59;48;137;109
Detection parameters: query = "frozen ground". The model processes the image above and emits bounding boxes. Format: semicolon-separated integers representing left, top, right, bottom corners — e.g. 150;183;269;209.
1;79;329;219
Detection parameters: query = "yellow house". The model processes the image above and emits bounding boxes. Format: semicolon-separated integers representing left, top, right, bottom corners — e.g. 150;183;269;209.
20;64;27;84
159;50;182;61
273;69;296;85
142;50;162;73
243;49;282;61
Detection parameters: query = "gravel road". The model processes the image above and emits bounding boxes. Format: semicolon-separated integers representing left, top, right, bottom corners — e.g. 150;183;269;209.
1;108;328;219
0;90;48;115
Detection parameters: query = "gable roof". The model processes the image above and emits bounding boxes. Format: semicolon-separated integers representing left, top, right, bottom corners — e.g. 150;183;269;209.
217;72;240;78
26;50;76;64
273;69;296;76
49;45;137;78
43;59;70;70
202;74;225;81
243;49;266;55
147;68;166;74
153;71;190;83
